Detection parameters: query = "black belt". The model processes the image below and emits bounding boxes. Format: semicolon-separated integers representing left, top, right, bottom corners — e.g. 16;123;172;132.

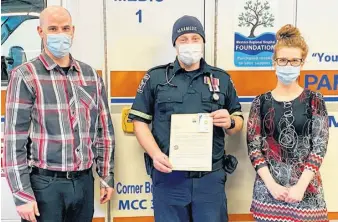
187;159;224;178
31;167;91;179
187;154;238;178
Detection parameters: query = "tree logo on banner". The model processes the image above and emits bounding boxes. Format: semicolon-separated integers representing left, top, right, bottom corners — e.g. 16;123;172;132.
238;0;275;38
234;0;276;67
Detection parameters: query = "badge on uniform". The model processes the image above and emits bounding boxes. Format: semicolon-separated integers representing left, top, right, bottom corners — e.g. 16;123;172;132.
204;76;220;92
137;73;150;93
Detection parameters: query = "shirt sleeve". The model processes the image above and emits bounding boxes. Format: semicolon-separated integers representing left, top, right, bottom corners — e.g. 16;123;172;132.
305;93;329;173
247;96;268;171
95;76;115;188
128;73;154;124
225;77;243;118
4;68;36;206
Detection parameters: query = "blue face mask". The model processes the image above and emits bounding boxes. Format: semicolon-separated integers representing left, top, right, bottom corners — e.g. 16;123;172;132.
46;33;72;58
276;65;301;85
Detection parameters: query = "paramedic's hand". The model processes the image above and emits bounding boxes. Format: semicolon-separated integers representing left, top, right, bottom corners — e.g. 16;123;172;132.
17;201;40;222
100;187;114;204
211;109;231;129
153;151;172;173
285;184;305;203
266;181;289;201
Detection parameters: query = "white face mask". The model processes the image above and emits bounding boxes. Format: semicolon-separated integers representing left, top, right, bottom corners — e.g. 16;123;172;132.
177;43;203;66
46;33;72;58
276;65;301;85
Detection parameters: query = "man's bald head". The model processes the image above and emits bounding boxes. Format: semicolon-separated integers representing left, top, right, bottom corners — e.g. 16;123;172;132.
39;6;72;27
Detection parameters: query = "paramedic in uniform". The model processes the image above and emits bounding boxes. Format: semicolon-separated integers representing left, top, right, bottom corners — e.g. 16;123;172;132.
128;15;244;222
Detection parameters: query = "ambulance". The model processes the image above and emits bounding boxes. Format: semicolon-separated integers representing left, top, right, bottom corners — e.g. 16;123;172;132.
1;0;338;221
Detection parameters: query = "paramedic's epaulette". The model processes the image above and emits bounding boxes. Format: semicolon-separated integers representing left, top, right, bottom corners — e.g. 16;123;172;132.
209;66;231;77
147;63;171;73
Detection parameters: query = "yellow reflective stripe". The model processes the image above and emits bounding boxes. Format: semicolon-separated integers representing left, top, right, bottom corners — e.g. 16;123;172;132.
129;109;152;121
231;111;243;117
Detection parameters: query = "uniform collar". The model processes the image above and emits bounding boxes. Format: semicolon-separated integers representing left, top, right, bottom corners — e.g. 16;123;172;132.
172;57;210;75
39;51;80;72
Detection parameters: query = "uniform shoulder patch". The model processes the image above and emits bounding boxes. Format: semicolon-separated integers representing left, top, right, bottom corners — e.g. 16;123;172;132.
147;63;169;73
210;67;230;76
137;63;170;93
137;73;151;93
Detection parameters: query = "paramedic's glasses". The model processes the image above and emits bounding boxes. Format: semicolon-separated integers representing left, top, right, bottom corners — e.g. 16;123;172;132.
275;58;303;67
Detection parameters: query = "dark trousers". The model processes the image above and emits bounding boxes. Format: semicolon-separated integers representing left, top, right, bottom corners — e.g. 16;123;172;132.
152;168;228;222
22;169;94;222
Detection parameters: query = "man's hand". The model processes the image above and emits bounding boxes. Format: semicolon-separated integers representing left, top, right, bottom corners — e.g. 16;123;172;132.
210;109;231;129
152;151;172;173
266;181;289;201
285;184;306;203
17;201;39;222
100;187;114;204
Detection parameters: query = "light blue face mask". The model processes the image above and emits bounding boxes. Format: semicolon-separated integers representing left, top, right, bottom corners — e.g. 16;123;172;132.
46;33;72;58
276;65;301;85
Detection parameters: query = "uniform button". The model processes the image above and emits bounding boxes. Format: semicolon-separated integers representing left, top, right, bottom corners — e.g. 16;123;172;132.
74;129;78;132
168;98;171;101
76;148;80;152
72;111;75;115
189;85;192;87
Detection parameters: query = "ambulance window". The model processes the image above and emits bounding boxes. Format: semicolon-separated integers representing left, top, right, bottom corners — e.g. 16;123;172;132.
1;16;8;24
1;0;44;84
1;15;37;44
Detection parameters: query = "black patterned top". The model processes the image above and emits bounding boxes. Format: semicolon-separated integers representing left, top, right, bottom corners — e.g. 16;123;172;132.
247;89;329;222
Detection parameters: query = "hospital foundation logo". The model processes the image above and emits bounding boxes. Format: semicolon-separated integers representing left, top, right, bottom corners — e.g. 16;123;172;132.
234;0;276;67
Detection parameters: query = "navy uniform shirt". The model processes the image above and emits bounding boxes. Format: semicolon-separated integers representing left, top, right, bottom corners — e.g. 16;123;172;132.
128;58;243;165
